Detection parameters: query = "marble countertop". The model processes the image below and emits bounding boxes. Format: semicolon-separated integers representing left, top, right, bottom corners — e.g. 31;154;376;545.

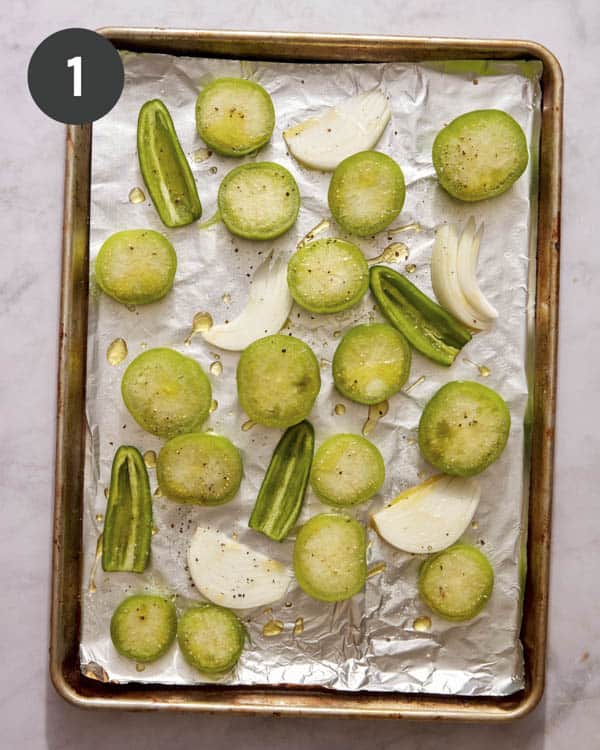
2;1;598;747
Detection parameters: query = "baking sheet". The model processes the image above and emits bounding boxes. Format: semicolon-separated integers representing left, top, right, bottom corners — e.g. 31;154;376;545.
80;52;541;696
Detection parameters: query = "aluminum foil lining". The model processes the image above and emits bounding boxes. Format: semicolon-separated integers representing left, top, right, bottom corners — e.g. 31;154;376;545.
80;52;542;696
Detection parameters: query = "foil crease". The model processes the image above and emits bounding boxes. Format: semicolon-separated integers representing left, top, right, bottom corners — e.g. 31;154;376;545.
80;52;542;696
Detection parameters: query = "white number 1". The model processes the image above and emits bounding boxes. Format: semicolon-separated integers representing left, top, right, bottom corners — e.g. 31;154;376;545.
67;56;82;97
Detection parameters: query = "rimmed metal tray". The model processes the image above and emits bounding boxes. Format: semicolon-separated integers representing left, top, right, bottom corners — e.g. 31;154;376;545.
51;27;562;720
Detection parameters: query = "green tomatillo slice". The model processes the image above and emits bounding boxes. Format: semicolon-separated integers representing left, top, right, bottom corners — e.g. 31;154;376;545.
332;323;411;405
195;77;275;156
418;381;510;477
432;109;528;202
218;162;300;240
95;229;177;306
236;334;320;428
328;150;405;236
157;433;243;505
287;238;369;314
121;348;212;439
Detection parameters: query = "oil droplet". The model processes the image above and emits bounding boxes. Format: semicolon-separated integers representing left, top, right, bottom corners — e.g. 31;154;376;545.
293;617;305;635
192;147;212;163
333;330;342;338
388;221;422;235
404;375;426;394
262;619;284;637
106;338;128;366
413;615;432;632
242;420;255;432
210;352;221;360
95;513;104;523
362;401;389;436
128;186;146;204
151;525;159;536
368;241;409;265
298;218;330;248
136;663;146;672
154;486;163;497
367;562;386;578
209;361;223;376
320;358;330;369
209;399;218;413
140;341;147;350
463;358;491;377
103;487;109;499
88;534;103;594
82;662;110;682
263;608;273;617
284;601;293;608
184;312;213;345
222;292;232;304
126;304;137;312
334;403;346;416
143;450;157;469
405;263;417;274
208;166;218;175
471;520;479;530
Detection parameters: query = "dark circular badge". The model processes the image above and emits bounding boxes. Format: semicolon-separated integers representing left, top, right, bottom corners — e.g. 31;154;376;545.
28;28;124;124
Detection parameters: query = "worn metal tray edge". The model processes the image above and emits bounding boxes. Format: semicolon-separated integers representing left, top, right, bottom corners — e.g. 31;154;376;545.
50;28;563;721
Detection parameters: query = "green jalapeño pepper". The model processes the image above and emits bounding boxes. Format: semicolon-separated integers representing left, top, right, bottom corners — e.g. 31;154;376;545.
249;421;314;541
102;446;153;573
137;99;202;228
369;265;472;367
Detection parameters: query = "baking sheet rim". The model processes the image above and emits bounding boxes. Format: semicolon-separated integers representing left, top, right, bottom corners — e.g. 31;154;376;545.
50;27;563;721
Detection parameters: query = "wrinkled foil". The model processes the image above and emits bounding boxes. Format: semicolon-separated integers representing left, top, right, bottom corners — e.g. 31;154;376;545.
80;52;541;696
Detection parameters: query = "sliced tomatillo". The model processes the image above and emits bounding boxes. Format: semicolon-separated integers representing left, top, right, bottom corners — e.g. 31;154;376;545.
287;238;369;314
95;229;177;306
218;162;300;240
178;605;245;674
293;514;367;602
236;334;320;428
332;323;411;405
418;381;510;477
419;544;494;621
328;150;405;236
195;77;275;157
121;348;212;439
310;433;384;507
110;595;177;663
432;109;528;202
157;433;243;505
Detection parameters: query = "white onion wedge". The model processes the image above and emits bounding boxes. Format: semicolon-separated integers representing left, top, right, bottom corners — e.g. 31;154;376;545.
456;219;499;321
431;221;494;330
188;527;292;609
371;475;481;554
283;89;391;171
201;253;292;351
